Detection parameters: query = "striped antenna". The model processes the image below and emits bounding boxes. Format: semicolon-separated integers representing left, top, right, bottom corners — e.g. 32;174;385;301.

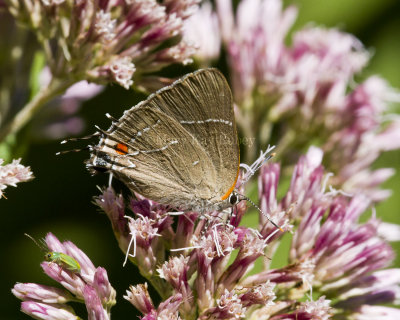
237;194;284;232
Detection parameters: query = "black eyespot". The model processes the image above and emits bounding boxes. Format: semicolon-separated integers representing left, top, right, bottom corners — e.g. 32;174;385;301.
229;193;238;205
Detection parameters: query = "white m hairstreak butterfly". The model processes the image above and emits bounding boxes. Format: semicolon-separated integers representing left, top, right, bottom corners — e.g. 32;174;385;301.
64;68;281;229
87;69;240;212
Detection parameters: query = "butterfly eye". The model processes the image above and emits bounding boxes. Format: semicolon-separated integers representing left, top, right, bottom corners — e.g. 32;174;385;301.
229;193;238;205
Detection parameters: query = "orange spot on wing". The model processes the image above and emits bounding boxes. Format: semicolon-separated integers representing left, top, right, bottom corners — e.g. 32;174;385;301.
221;163;240;201
115;143;128;155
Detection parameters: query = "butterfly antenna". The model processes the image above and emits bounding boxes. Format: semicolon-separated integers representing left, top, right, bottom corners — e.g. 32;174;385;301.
60;132;101;144
238;194;284;232
24;233;46;252
56;132;100;156
56;146;91;156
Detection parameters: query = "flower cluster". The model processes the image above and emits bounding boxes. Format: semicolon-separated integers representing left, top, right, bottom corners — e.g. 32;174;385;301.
95;184;280;319
12;233;116;320
258;147;400;319
0;9;103;142
0;158;33;198
90;147;400;319
6;0;199;90
186;0;400;202
0;0;200;143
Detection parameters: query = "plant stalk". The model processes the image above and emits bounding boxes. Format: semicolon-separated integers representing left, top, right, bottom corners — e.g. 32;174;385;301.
0;77;72;142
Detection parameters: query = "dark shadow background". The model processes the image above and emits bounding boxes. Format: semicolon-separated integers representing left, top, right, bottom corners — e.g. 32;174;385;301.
1;0;400;319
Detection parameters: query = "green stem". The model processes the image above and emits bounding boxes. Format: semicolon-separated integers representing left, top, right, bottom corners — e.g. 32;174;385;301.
0;77;73;142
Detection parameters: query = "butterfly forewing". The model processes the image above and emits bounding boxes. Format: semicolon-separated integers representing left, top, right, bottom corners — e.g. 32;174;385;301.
145;69;239;199
91;106;219;208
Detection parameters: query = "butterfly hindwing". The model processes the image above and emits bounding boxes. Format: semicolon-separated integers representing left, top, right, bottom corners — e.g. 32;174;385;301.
144;69;239;198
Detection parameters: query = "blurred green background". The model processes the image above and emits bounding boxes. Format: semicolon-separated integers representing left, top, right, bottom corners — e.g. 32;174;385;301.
1;0;400;319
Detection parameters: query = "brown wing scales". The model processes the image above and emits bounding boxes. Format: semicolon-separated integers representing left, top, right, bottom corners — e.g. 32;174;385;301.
144;69;239;198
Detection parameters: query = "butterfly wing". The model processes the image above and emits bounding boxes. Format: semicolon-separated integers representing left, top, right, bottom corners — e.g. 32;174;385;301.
145;69;239;200
89;105;219;208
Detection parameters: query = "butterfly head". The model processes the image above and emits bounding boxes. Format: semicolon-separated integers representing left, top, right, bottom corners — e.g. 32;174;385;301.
86;152;112;174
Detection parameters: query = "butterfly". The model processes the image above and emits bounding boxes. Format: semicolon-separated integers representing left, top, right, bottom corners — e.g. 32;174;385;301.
86;69;240;213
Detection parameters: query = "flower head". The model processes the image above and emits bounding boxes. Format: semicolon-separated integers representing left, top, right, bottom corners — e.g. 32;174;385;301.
20;301;79;320
183;1;221;64
124;283;155;315
0;158;33;198
295;296;332;320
